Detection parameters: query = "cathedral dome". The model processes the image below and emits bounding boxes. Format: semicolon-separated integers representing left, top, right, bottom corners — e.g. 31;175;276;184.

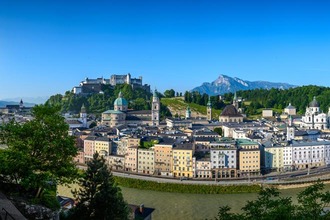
309;96;319;107
114;91;128;107
220;105;242;117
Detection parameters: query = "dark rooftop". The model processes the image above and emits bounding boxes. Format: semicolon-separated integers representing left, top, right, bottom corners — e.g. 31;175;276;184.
220;105;243;117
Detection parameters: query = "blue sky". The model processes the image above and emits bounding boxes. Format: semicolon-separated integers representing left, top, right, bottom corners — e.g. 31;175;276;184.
1;0;330;101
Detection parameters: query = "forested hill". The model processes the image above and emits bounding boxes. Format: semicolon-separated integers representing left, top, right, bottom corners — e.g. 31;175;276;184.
184;85;330;116
45;84;153;114
234;85;330;115
46;84;330;117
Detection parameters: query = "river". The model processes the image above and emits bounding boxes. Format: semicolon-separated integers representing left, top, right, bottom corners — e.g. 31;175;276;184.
58;184;330;220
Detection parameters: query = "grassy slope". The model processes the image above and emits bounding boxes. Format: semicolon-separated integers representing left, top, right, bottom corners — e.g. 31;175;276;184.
161;97;221;119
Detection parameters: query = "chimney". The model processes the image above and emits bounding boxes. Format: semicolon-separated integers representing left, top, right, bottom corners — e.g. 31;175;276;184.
139;204;144;213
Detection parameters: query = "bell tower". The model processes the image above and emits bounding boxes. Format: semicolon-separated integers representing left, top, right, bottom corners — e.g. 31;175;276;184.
80;104;87;127
207;96;212;121
152;89;160;126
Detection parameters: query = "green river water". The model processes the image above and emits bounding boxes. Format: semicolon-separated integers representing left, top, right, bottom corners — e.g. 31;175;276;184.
58;184;330;220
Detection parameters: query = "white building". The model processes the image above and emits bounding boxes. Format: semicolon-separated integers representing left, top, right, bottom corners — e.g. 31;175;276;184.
301;97;329;130
262;109;273;118
233;129;248;139
284;103;296;116
210;145;237;178
283;140;330;170
193;158;212;179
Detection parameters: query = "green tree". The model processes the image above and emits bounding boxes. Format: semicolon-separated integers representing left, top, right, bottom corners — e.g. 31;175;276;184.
0;105;78;197
214;127;223;136
69;152;129;220
242;187;295;220
296;180;330;219
213;206;242;220
214;181;330;220
164;89;175;98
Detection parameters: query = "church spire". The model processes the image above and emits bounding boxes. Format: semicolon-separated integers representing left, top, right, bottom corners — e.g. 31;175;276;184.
81;103;86;114
207;96;211;107
207;96;212;120
153;88;158;98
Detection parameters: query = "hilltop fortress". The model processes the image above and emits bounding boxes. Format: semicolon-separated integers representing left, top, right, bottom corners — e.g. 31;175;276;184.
72;73;150;95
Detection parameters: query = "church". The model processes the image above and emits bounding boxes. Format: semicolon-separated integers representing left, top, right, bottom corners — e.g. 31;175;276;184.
219;93;244;123
300;96;330;130
101;90;160;127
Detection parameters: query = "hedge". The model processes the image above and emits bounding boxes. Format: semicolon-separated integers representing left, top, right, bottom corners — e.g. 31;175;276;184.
114;177;261;194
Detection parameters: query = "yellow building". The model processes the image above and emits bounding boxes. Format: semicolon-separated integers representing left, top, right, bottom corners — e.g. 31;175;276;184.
154;142;174;176
237;139;260;176
94;137;112;156
172;143;195;178
264;143;284;172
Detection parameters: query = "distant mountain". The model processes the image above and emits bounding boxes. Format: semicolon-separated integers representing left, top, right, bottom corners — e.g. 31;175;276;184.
1;96;47;105
0;100;36;108
191;74;296;95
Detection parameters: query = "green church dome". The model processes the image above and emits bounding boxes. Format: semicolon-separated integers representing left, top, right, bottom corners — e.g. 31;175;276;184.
114;91;128;107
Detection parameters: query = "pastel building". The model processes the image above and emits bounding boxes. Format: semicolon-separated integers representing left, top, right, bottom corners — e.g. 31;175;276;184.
210;145;238;178
125;146;139;172
94;137;112;157
154;142;174;176
137;148;155;175
107;154;125;171
264;142;284;172
84;136;96;162
237;139;261;176
172;143;195;178
193;158;212;179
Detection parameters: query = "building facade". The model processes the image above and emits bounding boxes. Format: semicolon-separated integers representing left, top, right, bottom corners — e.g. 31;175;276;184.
137;148;155;174
154;143;174;176
264;144;284;172
172;143;194;178
125;146;138;172
301;97;329;130
237;139;260;176
193;158;212;179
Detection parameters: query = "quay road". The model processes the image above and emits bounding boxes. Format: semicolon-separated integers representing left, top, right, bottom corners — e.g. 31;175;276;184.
77;165;330;185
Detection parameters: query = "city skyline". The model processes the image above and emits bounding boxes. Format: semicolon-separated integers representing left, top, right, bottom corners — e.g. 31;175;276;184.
1;0;330;100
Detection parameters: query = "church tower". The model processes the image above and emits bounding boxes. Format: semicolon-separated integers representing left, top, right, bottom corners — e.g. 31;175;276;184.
233;92;239;109
19;99;24;109
80;104;87;127
185;106;191;119
152;89;160;126
287;115;295;141
207;96;212;121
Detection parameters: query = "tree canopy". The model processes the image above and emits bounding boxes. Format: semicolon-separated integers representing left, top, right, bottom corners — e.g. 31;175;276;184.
213;180;330;220
0;105;78;195
46;84;152;114
68;152;129;220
